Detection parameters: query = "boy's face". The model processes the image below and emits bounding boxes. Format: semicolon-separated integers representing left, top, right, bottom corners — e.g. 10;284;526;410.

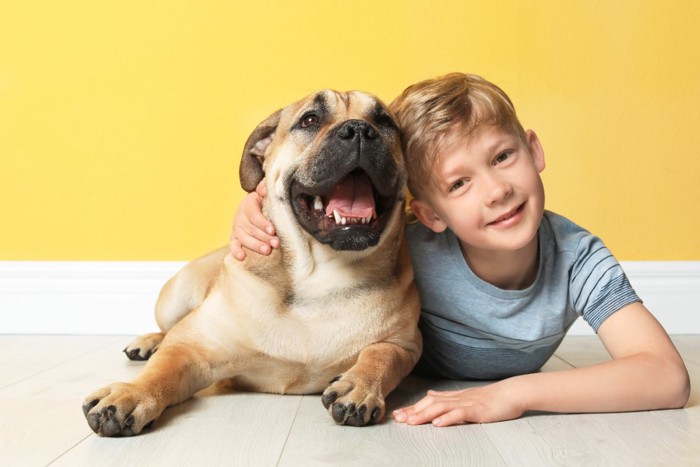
411;125;545;257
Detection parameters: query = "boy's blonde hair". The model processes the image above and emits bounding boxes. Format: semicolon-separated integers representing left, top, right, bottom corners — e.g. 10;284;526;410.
389;73;526;200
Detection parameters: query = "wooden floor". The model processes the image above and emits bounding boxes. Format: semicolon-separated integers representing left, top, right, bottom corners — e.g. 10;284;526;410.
1;335;698;466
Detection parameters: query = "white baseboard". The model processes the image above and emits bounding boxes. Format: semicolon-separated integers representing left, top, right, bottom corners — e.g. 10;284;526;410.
0;261;185;335
1;261;699;335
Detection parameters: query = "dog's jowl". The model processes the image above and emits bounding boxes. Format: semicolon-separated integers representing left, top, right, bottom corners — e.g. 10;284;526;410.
82;90;422;436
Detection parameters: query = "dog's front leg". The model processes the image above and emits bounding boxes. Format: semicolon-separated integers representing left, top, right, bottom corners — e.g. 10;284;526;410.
82;342;213;436
321;340;419;426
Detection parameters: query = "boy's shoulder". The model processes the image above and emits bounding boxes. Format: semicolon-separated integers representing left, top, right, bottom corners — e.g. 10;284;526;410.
542;210;588;233
541;210;609;262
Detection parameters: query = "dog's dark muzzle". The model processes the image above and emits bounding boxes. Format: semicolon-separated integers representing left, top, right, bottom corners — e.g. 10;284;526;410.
290;119;402;251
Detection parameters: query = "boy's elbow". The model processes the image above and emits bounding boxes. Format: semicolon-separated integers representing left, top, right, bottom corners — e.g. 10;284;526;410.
661;358;691;409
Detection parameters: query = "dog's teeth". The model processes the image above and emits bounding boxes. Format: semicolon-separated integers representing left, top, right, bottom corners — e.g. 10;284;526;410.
313;196;323;211
333;210;341;224
365;215;372;224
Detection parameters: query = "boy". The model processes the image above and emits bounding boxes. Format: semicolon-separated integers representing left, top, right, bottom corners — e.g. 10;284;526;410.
229;73;690;426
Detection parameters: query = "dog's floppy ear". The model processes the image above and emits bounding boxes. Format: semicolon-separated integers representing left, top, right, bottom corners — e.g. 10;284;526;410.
239;110;282;193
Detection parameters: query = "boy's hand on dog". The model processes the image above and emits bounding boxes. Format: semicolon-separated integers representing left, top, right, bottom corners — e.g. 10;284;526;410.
230;180;279;260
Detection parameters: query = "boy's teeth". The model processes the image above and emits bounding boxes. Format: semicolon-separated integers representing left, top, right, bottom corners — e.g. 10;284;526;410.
313;196;323;211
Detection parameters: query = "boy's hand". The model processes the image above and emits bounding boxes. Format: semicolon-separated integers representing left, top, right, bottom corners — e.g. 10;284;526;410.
230;180;279;261
392;382;524;426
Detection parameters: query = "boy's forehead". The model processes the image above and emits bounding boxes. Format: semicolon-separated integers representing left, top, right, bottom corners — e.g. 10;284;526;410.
439;124;518;155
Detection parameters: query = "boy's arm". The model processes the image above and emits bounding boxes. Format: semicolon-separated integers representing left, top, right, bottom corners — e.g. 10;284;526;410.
230;180;279;260
393;302;690;426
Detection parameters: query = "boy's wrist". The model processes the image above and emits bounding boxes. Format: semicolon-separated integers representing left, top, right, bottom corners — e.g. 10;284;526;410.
499;374;536;415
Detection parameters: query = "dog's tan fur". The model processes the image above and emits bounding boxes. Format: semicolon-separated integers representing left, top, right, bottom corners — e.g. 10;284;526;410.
83;90;422;436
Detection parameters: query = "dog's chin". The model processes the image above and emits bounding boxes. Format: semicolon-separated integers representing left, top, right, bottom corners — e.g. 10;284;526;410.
290;171;398;251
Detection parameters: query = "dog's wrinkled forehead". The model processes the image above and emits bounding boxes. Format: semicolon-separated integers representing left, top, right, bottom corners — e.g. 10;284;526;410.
280;90;381;133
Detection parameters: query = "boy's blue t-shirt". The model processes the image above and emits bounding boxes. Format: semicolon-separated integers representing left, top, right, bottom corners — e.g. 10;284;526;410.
405;210;641;380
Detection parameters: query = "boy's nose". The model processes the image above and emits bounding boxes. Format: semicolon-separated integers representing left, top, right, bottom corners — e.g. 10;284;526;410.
485;175;513;205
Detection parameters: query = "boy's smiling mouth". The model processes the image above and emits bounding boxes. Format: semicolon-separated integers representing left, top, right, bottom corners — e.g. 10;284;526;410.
488;203;525;227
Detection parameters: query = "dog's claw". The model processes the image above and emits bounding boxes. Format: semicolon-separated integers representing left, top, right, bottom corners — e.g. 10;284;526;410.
124;347;152;361
321;391;337;409
332;402;354;424
370;406;380;424
82;399;99;417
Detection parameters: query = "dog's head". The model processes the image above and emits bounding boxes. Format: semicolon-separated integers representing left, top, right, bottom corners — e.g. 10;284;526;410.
239;90;405;251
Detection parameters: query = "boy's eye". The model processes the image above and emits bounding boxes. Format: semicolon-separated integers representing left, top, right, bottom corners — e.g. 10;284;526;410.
494;152;511;164
449;180;466;192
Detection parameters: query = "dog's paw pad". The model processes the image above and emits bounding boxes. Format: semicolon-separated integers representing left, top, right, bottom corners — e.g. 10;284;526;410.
322;376;383;426
82;383;158;437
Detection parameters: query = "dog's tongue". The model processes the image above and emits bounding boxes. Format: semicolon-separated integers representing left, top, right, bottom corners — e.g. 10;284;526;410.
325;173;375;219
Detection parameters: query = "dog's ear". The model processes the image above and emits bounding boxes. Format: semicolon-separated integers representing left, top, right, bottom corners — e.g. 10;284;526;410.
239;110;282;193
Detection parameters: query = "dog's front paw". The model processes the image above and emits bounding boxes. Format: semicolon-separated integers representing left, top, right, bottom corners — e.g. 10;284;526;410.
123;332;164;361
321;375;383;426
82;383;161;437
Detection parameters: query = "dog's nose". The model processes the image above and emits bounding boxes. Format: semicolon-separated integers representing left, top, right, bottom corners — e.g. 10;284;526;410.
337;120;377;140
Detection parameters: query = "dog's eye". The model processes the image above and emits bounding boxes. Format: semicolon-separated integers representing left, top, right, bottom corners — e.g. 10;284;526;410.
300;113;320;128
375;113;395;129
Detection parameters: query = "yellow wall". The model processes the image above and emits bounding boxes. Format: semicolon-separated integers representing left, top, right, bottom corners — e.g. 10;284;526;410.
2;0;699;261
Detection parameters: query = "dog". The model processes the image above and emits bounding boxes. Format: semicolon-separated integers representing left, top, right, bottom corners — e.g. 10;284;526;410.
82;90;422;436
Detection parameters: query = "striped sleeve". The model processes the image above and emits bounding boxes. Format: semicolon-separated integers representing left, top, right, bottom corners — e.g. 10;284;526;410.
570;234;641;331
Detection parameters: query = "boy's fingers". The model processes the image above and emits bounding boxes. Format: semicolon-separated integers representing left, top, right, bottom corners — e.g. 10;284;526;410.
230;239;246;261
255;180;267;198
244;220;277;247
405;402;452;425
392;409;407;422
433;408;471;427
235;227;274;256
427;388;468;397
251;212;276;237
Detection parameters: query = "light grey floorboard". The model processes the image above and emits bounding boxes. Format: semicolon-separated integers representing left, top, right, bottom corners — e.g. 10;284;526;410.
52;391;302;467
0;334;698;466
0;335;124;389
650;359;700;464
484;409;698;466
0;336;129;466
278;376;507;467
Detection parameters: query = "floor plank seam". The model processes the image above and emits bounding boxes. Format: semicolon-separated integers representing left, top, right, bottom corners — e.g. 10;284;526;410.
45;432;94;466
274;394;305;466
551;354;577;369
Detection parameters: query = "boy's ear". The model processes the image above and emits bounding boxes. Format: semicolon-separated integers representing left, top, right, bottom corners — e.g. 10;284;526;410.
525;129;546;173
410;199;448;233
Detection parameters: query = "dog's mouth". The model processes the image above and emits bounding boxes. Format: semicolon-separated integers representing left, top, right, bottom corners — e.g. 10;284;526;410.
290;169;397;251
